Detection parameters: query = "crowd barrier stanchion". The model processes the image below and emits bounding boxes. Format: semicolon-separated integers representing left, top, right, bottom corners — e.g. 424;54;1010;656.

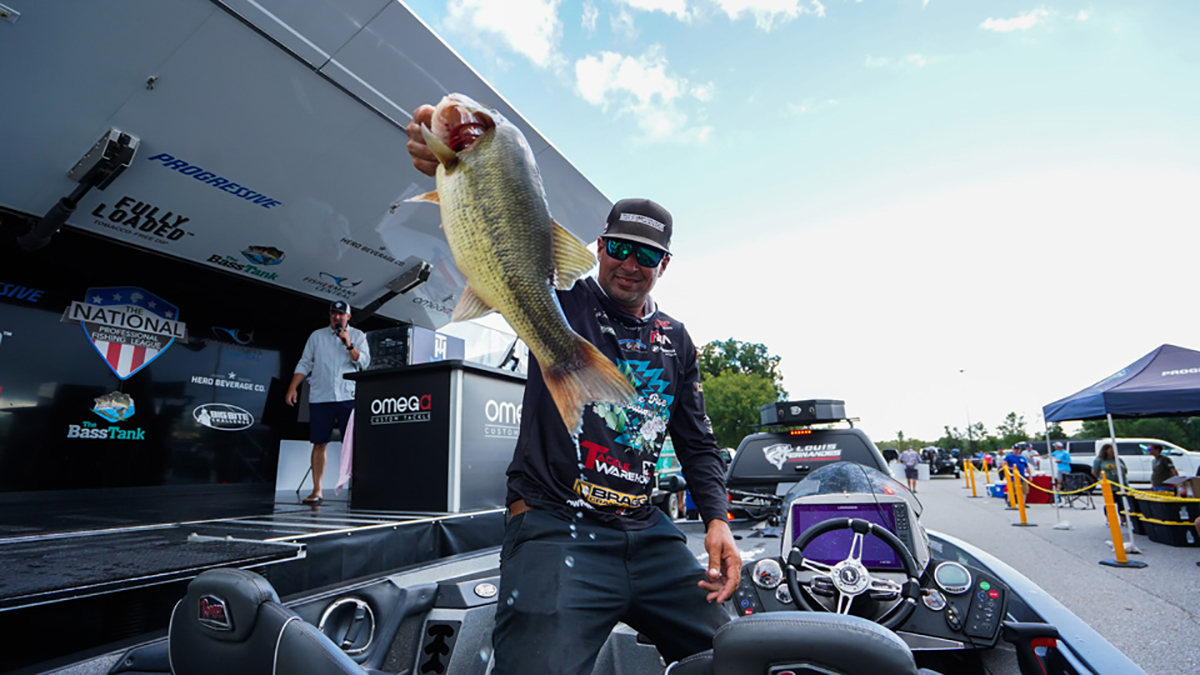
968;462;980;498
963;465;970;489
1099;478;1146;569
1003;465;1017;510
984;462;990;486
1013;471;1036;527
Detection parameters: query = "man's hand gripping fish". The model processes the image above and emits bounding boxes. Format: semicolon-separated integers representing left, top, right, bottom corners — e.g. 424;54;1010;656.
408;94;635;432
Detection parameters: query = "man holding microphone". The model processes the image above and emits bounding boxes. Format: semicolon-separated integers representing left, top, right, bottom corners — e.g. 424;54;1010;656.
286;300;370;504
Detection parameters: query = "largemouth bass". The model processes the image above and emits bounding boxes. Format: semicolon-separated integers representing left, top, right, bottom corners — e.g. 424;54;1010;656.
408;94;635;433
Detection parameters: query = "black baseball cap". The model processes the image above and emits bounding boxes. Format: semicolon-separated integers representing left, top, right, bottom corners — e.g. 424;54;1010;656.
329;301;350;314
603;198;672;253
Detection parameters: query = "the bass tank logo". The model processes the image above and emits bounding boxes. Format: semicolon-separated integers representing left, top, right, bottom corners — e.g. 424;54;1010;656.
63;287;187;380
241;246;285;266
92;391;135;422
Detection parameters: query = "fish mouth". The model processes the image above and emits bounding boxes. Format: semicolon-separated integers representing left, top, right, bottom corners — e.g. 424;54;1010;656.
449;122;490;152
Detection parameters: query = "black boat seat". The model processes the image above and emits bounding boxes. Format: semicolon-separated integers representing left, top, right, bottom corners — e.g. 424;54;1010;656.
168;568;368;675
666;612;940;675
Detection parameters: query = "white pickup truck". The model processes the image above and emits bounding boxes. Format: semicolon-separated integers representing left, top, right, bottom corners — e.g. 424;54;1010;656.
1066;438;1200;483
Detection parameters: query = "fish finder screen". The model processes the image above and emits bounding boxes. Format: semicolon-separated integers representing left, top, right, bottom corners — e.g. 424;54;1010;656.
790;503;902;569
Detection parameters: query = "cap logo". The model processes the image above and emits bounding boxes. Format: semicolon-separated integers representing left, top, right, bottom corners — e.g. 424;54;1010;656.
198;594;233;631
618;212;665;232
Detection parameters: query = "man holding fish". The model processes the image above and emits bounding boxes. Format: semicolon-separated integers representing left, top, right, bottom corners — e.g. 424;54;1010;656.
406;95;738;675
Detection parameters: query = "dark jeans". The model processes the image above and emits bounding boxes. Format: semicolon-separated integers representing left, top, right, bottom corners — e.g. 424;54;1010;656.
492;509;729;675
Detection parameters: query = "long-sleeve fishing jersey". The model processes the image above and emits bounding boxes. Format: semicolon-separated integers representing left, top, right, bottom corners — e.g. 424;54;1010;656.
506;277;728;530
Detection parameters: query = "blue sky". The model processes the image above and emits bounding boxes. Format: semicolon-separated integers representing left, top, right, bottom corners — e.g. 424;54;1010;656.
404;0;1200;443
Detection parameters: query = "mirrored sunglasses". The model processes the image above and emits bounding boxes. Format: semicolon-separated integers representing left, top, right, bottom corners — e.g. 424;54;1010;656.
604;238;667;268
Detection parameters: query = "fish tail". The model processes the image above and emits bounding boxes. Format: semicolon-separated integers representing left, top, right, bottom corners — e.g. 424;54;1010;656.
542;339;637;433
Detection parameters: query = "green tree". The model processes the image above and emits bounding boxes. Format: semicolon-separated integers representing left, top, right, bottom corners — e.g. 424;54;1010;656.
1046;422;1067;439
996;412;1028;448
701;371;778;448
1076;417;1189;448
699;339;787;399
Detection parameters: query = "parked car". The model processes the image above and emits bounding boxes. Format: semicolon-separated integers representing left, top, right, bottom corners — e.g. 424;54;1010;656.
928;447;961;478
1067;437;1200;483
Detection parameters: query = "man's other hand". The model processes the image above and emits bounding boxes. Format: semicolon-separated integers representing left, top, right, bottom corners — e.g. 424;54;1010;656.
698;518;741;603
406;105;438;177
285;389;298;407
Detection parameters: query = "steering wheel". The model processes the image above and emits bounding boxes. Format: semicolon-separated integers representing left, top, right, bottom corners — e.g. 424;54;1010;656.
785;517;921;630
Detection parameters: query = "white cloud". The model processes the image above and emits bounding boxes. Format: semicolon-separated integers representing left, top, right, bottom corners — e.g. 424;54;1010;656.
711;0;826;31
574;46;714;142
865;54;889;68
445;0;564;68
615;0;691;21
980;9;1049;33
1077;10;1090;21
905;53;936;67
611;7;639;38
691;82;717;101
582;0;599;32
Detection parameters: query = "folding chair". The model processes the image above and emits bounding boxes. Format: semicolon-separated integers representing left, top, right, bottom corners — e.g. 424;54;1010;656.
1061;472;1096;510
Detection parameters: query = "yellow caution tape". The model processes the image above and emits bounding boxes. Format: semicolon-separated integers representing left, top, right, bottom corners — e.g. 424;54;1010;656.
1010;473;1200;502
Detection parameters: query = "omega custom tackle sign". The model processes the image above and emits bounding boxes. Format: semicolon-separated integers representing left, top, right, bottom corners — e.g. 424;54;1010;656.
63;287;187;379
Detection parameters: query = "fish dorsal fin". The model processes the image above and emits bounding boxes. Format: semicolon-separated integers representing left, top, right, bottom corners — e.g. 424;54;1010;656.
420;124;458;167
405;190;440;204
451;284;495;322
551;220;596;290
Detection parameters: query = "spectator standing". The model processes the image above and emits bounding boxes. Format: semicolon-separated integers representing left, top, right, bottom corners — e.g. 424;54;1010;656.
1148;443;1178;491
1092;443;1128;525
1051;441;1071;491
1004;446;1030;502
900;447;921;493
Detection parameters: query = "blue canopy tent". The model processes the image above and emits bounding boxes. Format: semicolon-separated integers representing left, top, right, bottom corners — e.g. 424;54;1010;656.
1043;344;1200;422
1042;344;1200;559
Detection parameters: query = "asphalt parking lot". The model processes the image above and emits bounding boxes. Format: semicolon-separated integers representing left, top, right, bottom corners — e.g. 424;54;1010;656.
916;473;1200;675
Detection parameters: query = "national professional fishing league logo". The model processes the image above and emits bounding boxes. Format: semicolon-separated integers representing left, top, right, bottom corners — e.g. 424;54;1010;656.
64;287;187;379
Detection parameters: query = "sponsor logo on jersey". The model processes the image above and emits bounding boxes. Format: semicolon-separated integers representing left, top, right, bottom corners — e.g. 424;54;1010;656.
573;479;649;509
582;441;652;485
90;196;195;244
619;339;647;353
64;287;186;380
